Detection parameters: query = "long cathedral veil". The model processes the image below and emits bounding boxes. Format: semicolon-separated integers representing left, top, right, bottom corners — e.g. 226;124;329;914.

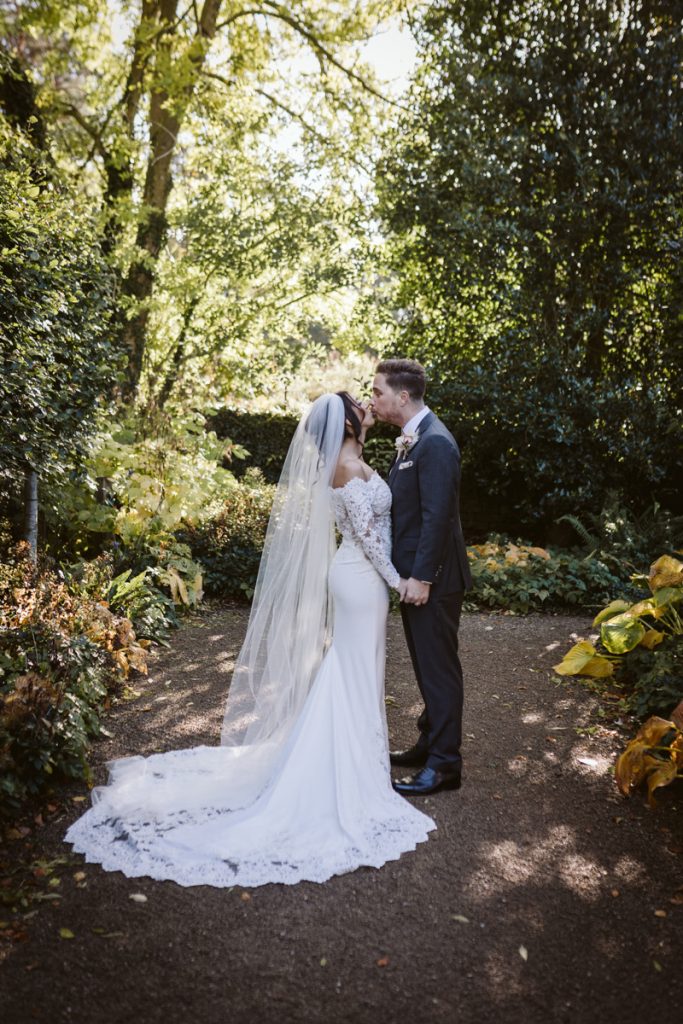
83;394;346;819
220;392;345;751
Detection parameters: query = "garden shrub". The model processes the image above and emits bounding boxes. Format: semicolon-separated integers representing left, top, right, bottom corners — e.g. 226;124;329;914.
557;493;683;575
466;539;627;614
179;473;275;600
555;555;683;719
0;546;151;818
209;407;398;483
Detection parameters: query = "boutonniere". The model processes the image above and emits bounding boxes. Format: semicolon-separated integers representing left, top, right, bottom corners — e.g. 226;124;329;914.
395;429;420;458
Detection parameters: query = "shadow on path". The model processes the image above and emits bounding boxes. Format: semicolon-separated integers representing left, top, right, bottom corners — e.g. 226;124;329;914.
1;608;681;1024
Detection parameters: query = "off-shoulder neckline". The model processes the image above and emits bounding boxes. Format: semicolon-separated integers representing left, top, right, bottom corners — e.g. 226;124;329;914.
331;471;379;492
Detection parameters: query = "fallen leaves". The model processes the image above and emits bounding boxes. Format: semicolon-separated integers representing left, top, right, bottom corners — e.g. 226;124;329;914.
128;893;147;903
59;928;75;940
376;956;390;968
519;945;528;962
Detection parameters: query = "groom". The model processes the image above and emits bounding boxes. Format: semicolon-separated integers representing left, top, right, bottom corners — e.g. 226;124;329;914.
371;359;472;795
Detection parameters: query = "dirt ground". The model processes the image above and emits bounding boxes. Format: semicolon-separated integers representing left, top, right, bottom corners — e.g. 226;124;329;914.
1;605;682;1024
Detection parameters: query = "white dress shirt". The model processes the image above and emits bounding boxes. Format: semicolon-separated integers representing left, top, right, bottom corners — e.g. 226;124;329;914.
402;406;431;437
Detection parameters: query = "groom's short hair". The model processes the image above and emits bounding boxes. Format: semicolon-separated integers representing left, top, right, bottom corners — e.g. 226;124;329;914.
376;358;426;401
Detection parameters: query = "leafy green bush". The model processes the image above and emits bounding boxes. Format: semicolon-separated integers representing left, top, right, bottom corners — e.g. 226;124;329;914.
179;473;275;600
209;407;398;483
0;113;120;520
466;538;627;614
0;546;150;818
557;493;683;574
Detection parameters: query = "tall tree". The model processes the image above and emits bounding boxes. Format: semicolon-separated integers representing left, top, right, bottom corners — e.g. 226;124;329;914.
378;0;683;383
376;0;683;525
2;0;408;399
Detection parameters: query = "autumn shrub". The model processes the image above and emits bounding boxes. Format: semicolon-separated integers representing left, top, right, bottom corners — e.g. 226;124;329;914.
466;538;626;614
63;550;180;647
0;546;150;818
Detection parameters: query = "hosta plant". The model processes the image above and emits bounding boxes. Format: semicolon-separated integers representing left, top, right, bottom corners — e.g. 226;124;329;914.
615;705;683;806
554;555;683;695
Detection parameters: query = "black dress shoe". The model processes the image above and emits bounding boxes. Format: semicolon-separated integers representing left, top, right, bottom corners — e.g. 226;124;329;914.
389;743;429;768
392;766;462;796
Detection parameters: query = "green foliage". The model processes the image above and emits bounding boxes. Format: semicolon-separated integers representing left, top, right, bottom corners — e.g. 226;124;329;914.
615;640;683;721
466;538;627;614
63;554;178;647
210;407;398;484
209;409;299;484
377;0;683;530
557;494;683;573
0;546;151;818
555;555;683;719
427;356;681;532
0;115;121;495
2;0;406;403
42;408;237;565
179;474;275;600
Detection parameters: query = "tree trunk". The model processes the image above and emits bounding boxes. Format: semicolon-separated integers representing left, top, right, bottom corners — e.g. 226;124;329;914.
23;467;38;563
119;0;224;399
155;294;202;410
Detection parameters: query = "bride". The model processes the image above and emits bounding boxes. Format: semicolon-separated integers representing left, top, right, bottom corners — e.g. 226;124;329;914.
65;392;435;887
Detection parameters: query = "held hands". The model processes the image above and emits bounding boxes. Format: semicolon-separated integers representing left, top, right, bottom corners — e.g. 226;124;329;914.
398;577;431;606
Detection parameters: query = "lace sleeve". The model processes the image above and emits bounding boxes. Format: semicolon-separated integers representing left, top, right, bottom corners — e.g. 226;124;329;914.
340;478;400;589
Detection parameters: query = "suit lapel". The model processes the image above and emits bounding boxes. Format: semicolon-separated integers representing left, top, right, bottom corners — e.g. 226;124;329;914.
388;412;436;488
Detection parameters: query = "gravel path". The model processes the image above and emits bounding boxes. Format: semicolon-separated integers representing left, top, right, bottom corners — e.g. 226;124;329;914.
1;606;682;1023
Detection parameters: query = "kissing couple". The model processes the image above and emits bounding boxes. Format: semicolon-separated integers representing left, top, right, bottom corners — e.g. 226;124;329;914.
66;358;472;887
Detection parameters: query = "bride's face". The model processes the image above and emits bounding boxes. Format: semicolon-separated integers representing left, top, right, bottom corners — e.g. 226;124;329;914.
356;398;375;430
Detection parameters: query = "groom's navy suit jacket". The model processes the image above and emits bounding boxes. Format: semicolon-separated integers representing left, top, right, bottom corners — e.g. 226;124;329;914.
388;412;472;594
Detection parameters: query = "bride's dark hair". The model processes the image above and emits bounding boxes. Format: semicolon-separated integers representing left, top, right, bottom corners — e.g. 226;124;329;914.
336;391;362;441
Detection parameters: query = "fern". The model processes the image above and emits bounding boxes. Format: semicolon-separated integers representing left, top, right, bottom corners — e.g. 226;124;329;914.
557;514;599;549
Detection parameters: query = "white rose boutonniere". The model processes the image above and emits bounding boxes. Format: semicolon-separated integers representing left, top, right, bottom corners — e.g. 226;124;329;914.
395;429;420;459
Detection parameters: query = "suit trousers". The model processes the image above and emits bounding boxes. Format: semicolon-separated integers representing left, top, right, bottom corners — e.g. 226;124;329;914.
399;591;464;770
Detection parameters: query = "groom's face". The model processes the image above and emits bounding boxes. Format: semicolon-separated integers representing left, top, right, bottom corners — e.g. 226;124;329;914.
371;374;406;426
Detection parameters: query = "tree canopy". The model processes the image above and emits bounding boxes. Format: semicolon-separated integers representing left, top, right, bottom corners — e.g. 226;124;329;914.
377;0;682;525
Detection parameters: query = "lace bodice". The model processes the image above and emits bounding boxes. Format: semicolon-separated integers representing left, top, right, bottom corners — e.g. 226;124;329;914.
331;474;400;589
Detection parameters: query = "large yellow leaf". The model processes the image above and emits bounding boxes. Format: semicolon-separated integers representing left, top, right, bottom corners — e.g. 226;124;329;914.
553;640;613;677
582;656;615;678
639;629;665;650
627;599;657;618
554;640;597;674
601;613;646;654
648;555;683;592
645;756;678;807
634;716;676;746
593;600;632;627
615;740;650;795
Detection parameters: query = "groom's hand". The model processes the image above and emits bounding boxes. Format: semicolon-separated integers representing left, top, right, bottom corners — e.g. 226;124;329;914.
403;578;431;606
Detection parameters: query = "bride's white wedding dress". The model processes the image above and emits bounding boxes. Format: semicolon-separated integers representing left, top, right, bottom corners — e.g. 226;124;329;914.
65;473;435;887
